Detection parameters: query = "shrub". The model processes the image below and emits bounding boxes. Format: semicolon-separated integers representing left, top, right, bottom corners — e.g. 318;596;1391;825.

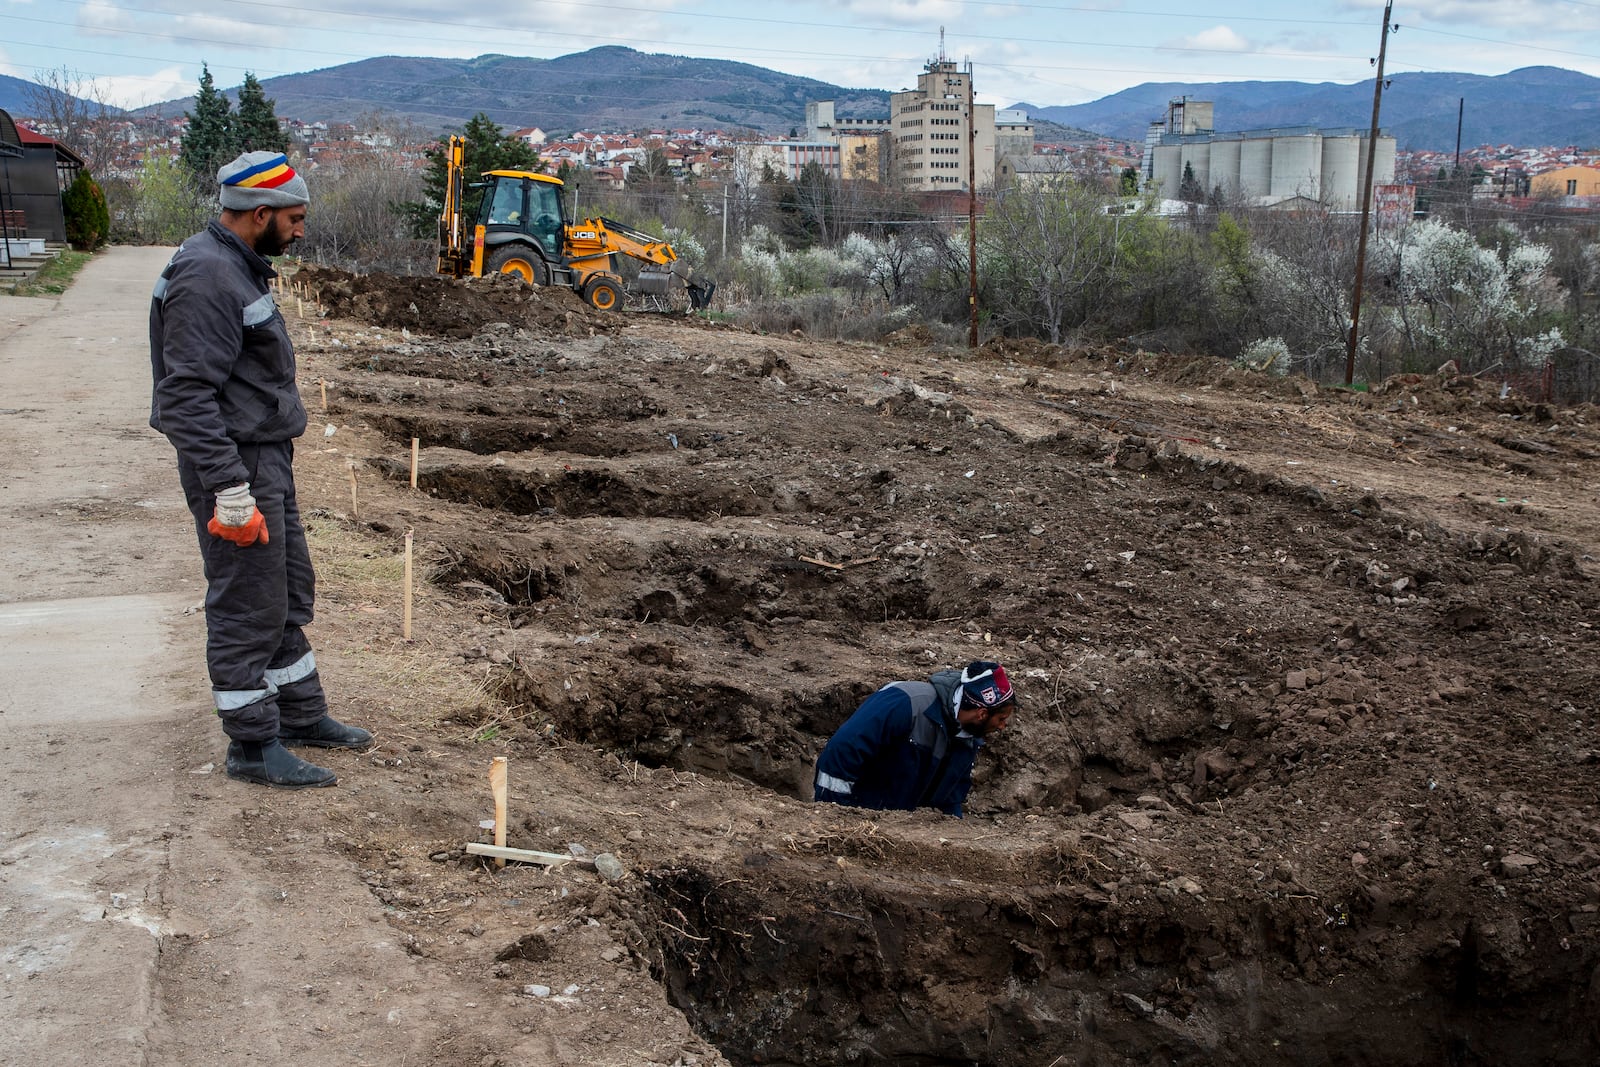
62;171;111;251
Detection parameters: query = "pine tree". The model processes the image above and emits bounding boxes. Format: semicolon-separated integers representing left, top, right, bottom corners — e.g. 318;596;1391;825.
234;73;288;154
401;113;541;238
180;63;235;192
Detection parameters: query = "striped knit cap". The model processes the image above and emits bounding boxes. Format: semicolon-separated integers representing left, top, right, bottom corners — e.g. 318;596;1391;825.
217;151;309;209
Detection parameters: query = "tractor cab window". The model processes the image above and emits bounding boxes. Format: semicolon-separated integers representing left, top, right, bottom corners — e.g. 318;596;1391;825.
529;183;563;255
486;179;524;226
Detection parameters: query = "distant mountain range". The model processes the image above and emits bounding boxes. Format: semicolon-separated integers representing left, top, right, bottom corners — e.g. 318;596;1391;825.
9;50;1597;152
134;47;890;137
1020;66;1600;151
0;73;103;118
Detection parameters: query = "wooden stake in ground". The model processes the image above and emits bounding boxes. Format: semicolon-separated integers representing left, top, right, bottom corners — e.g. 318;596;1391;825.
320;378;328;412
489;757;509;868
346;463;359;520
410;438;420;490
402;529;414;641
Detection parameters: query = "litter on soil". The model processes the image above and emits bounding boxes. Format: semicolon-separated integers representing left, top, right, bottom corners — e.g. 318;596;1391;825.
265;264;1600;1066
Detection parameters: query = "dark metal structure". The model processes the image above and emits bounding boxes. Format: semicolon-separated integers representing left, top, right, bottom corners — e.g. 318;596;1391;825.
0;107;84;244
0;108;24;260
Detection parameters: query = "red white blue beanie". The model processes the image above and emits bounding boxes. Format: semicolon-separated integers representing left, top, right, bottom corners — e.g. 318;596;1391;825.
959;661;1015;710
217;151;309;210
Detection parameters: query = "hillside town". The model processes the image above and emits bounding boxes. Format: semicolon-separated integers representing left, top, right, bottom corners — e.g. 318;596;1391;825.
7;47;1600;241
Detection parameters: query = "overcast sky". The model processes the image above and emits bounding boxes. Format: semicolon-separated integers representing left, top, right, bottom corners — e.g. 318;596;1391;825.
3;0;1599;114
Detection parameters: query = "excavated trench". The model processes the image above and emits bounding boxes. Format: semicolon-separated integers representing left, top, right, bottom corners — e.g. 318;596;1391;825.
641;859;1598;1067
329;337;1600;1067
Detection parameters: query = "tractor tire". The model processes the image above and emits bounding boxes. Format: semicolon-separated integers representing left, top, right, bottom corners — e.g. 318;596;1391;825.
485;245;547;286
583;277;622;312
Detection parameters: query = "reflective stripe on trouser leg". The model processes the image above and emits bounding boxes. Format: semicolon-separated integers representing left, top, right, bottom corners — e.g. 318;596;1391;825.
179;442;289;743
816;772;854;795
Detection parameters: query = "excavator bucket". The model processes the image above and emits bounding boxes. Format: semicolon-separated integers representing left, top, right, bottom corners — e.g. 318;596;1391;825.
686;279;716;311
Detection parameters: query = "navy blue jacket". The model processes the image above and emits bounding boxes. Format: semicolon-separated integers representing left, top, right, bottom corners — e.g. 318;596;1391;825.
149;221;307;492
814;669;982;817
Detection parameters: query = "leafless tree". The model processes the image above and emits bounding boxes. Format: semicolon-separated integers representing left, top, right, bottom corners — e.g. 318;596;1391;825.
297;142;428;272
23;67;124;178
978;170;1121;344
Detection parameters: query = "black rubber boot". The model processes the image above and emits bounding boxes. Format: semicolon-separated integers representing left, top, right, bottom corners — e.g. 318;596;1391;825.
226;739;338;789
279;715;374;750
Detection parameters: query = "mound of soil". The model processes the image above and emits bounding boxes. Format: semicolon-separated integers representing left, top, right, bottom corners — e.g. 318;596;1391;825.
273;268;1600;1066
294;263;610;339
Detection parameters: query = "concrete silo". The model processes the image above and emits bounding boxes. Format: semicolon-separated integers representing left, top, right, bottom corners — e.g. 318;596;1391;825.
1180;139;1211;192
1152;143;1183;197
1239;137;1273;198
1209;134;1242;200
1270;132;1323;200
1320;132;1362;209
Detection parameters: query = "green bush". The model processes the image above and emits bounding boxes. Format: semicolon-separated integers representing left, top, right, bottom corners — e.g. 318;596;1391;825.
63;171;111;251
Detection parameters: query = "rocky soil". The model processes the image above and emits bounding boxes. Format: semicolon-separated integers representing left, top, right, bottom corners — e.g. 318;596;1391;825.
253;263;1600;1066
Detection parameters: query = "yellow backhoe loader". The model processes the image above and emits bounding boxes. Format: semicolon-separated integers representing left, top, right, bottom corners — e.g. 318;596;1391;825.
435;135;714;312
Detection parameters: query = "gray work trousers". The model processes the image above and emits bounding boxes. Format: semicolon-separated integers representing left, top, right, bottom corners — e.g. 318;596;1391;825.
178;439;329;742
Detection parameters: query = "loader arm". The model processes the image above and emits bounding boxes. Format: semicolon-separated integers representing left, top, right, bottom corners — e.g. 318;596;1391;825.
564;216;678;268
436;135;469;277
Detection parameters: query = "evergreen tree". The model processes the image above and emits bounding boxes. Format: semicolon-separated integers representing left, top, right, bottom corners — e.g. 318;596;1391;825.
1178;161;1204;202
180;63;234;192
62;170;110;250
400;113;541;238
234;72;287;154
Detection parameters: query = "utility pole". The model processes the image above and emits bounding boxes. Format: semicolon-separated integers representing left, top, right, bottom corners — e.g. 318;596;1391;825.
1343;0;1395;387
968;61;979;349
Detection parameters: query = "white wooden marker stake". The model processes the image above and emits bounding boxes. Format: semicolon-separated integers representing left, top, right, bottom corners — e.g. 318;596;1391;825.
402;529;414;640
410;438;420;490
489;757;509;868
320;378;328;411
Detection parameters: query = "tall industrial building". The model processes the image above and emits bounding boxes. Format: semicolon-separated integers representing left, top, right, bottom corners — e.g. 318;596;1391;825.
805;40;1026;192
1142;99;1396;210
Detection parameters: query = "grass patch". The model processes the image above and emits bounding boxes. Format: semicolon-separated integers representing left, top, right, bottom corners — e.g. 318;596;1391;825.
8;250;94;296
302;513;504;736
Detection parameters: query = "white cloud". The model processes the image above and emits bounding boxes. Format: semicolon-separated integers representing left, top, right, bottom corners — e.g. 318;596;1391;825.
75;0;290;49
831;0;967;29
1162;26;1254;54
91;66;193;110
1356;0;1600;34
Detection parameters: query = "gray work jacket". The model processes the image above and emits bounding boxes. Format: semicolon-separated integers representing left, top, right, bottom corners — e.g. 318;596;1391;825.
149;221;307;492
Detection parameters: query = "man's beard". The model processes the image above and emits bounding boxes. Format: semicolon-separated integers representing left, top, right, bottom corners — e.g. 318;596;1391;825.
253;212;296;257
255;230;295;257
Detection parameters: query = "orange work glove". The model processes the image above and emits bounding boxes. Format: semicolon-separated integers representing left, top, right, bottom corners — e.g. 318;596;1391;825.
207;483;270;547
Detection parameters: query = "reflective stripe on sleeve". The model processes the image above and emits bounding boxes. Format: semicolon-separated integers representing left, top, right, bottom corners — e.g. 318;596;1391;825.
816;771;854;795
264;651;316;688
215;687;270;711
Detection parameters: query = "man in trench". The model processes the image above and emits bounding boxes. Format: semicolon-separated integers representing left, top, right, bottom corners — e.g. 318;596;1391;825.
149;150;372;788
813;660;1016;818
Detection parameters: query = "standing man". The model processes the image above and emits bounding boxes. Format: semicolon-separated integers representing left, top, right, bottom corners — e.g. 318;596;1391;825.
150;150;371;789
814;660;1016;818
